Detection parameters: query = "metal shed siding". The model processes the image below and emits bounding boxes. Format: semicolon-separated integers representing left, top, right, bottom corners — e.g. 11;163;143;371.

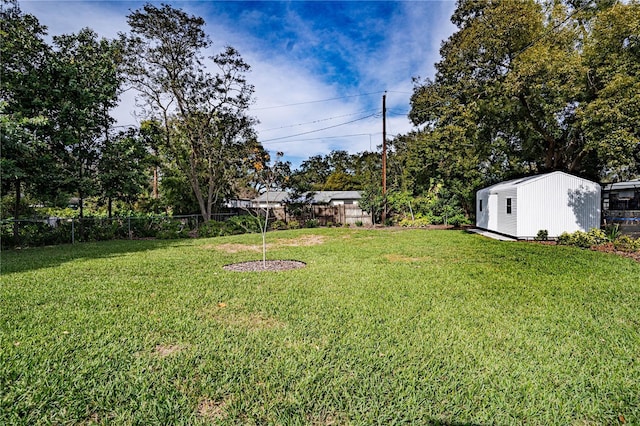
516;173;601;238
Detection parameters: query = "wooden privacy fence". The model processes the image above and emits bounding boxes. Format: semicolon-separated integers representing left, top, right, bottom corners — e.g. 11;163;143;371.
273;204;372;226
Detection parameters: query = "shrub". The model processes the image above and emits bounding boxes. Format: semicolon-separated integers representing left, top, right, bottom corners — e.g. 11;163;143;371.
270;219;288;231
534;229;549;241
199;220;225;238
355;220;363;227
288;220;300;229
557;228;617;249
156;220;190;239
225;215;262;234
447;214;470;227
613;235;640;252
398;215;431;228
587;228;607;246
305;219;319;228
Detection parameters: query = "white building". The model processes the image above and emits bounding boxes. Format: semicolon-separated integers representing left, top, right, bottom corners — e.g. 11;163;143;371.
476;171;601;239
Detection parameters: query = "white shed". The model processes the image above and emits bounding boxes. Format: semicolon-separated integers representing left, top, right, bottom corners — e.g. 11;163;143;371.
476;171;601;239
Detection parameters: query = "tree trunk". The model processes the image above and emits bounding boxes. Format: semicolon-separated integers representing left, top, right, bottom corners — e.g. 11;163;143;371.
108;197;113;218
13;180;21;242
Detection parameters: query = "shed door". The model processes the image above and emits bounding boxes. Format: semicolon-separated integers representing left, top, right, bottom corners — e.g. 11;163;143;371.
488;193;498;230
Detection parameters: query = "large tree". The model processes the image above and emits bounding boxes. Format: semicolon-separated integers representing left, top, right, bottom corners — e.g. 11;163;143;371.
0;0;51;217
47;29;122;217
410;0;640;182
121;3;259;221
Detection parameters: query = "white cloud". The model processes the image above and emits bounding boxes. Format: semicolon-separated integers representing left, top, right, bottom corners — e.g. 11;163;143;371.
17;1;458;168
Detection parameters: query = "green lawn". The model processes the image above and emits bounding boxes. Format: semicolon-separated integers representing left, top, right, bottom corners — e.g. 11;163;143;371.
1;228;639;425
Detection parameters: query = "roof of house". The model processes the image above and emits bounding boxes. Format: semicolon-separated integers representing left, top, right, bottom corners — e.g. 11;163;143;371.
309;191;362;203
252;191;289;203
602;180;640;191
252;190;362;204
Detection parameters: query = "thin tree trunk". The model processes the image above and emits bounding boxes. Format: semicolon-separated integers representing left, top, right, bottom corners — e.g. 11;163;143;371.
13;180;21;242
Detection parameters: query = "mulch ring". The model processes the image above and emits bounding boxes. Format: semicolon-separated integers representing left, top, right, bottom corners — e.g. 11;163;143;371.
223;260;306;272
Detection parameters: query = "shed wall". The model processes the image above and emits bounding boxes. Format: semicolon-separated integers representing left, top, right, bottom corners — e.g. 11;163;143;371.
517;174;601;238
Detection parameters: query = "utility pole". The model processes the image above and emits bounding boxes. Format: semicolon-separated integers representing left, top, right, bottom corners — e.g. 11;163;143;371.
381;91;387;224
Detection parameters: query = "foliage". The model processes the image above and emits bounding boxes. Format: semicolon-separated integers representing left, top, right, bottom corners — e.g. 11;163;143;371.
47;29;122;217
359;186;384;224
288;220;300;230
289;150;360;193
270;219;288;231
305;219;319;228
198;220;225;238
398;214;432;228
605;224;622;242
557;228;612;248
225;215;263;234
534;229;549;241
156;220;190;240
121;3;259;222
613;235;640;252
409;0;640;183
97;128;152;217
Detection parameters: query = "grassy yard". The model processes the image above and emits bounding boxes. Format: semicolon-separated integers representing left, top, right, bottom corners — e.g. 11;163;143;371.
1;228;639;425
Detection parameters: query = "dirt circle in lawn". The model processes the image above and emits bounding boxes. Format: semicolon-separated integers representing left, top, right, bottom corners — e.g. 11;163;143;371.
223;260;306;272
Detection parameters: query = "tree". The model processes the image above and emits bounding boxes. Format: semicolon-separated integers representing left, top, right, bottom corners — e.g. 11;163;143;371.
47;29;122;217
97;128;151;217
249;151;289;267
0;0;52;220
410;0;640;182
121;3;259;221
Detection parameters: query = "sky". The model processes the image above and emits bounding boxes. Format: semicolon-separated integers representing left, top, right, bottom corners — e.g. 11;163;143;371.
20;0;458;168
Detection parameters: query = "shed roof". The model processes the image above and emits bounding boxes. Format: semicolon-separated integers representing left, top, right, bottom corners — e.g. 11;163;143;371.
479;171;593;193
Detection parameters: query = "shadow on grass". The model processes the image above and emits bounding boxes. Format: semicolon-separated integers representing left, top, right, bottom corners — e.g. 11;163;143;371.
0;238;188;275
426;421;485;426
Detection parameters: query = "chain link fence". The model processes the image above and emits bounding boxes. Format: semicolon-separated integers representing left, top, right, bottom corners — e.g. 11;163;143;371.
1;214;240;248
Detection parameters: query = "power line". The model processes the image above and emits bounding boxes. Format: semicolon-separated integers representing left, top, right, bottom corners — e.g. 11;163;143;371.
260;113;379;143
258;109;379;132
263;133;379;145
252;91;386;110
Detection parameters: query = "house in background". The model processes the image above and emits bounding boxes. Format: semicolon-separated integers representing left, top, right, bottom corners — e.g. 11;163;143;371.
602;180;640;236
308;191;362;206
251;191;289;208
224;198;252;209
603;180;640;211
476;171;601;239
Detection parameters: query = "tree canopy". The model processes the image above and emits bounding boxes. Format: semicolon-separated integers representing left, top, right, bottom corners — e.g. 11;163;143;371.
121;3;260;221
409;0;640;184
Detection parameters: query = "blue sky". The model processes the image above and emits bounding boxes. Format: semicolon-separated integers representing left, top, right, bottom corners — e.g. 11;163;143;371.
21;0;457;167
